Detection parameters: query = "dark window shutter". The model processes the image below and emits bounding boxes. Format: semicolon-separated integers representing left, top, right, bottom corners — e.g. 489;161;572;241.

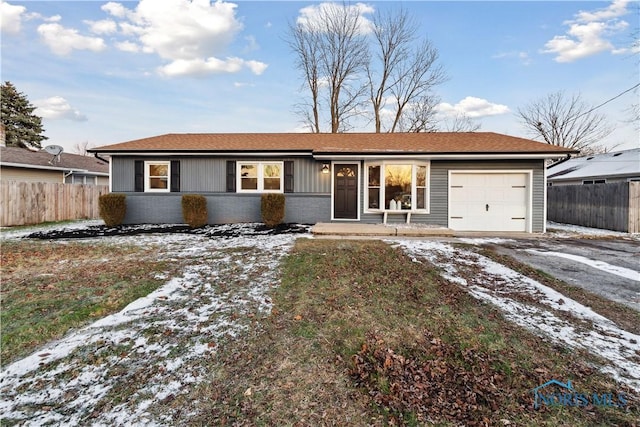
284;161;294;193
170;160;180;192
134;160;144;192
226;160;236;192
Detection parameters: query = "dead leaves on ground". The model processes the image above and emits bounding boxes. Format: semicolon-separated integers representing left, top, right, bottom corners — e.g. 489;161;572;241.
351;331;535;426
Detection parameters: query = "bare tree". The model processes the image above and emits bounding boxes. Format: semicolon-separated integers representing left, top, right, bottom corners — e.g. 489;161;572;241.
366;8;413;132
288;3;370;133
289;23;322;133
366;8;447;132
72;141;95;156
517;91;613;153
441;113;481;132
396;95;439;133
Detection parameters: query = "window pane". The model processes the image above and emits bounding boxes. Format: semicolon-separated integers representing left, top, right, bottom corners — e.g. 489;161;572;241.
264;178;281;190
368;165;380;186
385;165;411;210
241;178;258;190
150;177;168;189
416;188;426;209
240;164;257;178
149;164;168;177
263;164;281;178
416;166;426;187
337;167;355;177
368;188;380;209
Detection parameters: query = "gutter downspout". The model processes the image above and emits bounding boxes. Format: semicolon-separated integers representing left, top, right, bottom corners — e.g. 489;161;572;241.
548;153;573;169
93;152;109;163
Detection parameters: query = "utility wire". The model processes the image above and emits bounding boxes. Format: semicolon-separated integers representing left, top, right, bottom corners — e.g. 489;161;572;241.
573;82;640;120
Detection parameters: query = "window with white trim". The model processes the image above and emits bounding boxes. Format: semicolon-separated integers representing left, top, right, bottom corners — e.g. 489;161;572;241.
237;162;283;193
145;161;170;192
365;161;430;212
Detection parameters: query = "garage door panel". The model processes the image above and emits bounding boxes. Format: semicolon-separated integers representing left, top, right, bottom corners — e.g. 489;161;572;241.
449;172;529;232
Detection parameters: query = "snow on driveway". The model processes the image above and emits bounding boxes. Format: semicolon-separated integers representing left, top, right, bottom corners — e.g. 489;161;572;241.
525;249;640;282
390;239;640;392
1;227;306;426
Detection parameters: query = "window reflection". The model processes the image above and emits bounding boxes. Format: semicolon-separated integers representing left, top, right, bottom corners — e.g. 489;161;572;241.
385;165;412;210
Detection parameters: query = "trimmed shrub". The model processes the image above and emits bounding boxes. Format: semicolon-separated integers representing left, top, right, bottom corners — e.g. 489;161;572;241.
99;193;126;226
261;193;285;228
182;194;208;228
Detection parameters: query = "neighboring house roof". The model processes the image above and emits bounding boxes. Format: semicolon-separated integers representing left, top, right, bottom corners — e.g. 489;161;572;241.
0;146;109;175
89;132;575;157
547;148;640;181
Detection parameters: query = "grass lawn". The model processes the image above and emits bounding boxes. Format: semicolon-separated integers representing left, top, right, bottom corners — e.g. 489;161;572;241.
1;240;171;366
175;239;638;426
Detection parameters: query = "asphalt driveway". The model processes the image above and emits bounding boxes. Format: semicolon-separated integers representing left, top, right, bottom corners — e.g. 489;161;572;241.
486;237;640;311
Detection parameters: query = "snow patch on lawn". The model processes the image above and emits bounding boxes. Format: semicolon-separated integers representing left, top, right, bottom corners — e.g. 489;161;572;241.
390;239;640;392
0;226;307;425
0;220;104;239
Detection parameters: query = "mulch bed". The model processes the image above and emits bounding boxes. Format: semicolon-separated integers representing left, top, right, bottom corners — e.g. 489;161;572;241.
25;223;311;240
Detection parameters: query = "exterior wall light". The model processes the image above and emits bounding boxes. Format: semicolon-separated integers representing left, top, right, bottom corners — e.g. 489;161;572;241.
321;163;330;174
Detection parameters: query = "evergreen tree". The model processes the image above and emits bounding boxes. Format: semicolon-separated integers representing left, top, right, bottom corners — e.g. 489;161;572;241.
1;81;48;149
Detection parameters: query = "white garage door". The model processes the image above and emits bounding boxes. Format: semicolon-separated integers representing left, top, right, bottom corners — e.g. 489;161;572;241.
449;172;529;232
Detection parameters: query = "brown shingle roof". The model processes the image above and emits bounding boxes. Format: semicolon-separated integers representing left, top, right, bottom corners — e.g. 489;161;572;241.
1;146;109;174
90;132;575;155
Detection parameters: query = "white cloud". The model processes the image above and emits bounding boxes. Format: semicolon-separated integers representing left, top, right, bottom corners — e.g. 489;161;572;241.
437;97;510;118
37;23;106;55
123;0;242;60
543;0;631;62
297;2;375;34
115;40;141;53
103;0;265;77
34;97;88;122
245;60;268;75
85;19;117;35
42;14;62;23
158;57;266;77
573;0;629;23
492;51;532;66
244;35;259;52
101;2;128;19
1;2;26;34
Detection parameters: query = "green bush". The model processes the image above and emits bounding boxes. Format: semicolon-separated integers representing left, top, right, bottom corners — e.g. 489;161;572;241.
99;193;126;226
182;194;208;228
261;193;285;228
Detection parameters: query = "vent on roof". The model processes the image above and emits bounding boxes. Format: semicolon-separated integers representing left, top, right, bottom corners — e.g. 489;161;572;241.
613;152;622;157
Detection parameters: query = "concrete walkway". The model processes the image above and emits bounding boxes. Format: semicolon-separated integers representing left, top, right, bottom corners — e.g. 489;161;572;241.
311;222;537;239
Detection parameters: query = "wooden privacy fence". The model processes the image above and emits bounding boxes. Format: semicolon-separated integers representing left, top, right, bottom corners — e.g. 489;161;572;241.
0;181;109;227
547;181;640;233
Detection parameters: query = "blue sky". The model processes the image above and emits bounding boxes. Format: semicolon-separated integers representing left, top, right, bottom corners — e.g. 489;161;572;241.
1;0;638;153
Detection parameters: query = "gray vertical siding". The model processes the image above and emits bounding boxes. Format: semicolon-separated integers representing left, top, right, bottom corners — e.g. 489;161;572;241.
359;159;545;232
111;157;135;192
112;156;329;194
181;158;226;192
429;160;545;232
112;156;545;231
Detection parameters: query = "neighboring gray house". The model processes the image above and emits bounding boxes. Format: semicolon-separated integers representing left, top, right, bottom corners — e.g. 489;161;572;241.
0;145;109;185
89;132;573;232
547;148;640;186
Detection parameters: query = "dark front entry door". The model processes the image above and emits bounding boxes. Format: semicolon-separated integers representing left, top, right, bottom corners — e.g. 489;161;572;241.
334;164;358;219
